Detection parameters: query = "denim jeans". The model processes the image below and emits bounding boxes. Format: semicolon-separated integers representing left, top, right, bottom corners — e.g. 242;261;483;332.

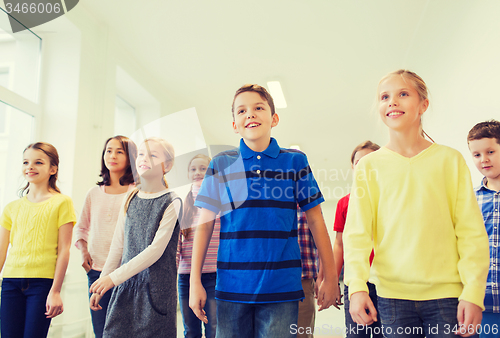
480;312;500;338
87;269;113;338
344;283;383;338
216;300;298;338
1;278;53;338
377;297;479;338
178;273;217;338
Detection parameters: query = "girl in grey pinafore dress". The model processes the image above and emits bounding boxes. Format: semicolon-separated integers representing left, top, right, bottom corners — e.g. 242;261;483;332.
103;191;181;338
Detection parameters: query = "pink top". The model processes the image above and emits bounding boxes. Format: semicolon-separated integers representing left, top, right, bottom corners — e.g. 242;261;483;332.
74;185;132;271
177;184;220;274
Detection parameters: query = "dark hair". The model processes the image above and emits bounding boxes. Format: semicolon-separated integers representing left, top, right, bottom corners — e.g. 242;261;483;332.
350;140;380;165
181;154;211;239
231;84;275;120
97;136;137;186
467;119;500;145
20;142;60;197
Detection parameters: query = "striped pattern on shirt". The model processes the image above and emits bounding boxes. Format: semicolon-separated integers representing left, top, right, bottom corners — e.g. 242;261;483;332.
476;178;500;313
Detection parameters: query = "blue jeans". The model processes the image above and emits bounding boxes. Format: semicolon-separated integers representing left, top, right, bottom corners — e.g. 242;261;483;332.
377;297;479;338
1;278;53;338
216;300;298;338
178;273;217;338
344;283;383;338
480;312;500;338
87;269;113;338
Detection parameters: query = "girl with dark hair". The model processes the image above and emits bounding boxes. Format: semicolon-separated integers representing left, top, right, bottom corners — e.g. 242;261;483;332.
177;154;220;338
74;136;136;338
0;142;76;338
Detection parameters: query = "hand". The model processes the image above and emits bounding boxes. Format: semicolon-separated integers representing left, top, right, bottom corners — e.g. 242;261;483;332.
316;279;340;311
189;281;208;324
45;291;64;318
455;300;482;337
349;291;377;325
336;284;344;306
314;275;322;299
80;248;93;273
89;275;115;296
90;293;103;311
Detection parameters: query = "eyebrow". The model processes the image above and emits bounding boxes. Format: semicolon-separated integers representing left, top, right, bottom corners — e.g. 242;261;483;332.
107;147;124;150
236;102;266;109
23;158;45;161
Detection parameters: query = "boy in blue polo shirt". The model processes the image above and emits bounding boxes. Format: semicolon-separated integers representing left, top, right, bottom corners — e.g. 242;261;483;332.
189;84;340;337
468;120;500;337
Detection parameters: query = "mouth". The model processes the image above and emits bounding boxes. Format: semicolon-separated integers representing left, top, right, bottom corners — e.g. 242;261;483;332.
387;110;404;117
25;172;38;176
245;122;261;128
483;166;492;170
138;165;151;170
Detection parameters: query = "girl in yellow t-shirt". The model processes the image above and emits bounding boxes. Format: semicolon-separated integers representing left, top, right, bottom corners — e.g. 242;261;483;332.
0;142;76;338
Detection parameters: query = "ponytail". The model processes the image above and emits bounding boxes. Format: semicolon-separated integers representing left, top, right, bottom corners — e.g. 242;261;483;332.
181;186;197;239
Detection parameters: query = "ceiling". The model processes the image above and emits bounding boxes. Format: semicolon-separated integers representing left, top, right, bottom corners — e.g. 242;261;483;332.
78;0;500;201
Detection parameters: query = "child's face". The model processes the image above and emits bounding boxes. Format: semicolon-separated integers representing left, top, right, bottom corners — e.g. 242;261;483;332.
232;91;279;144
136;141;170;179
104;138;128;174
378;75;428;132
352;148;375;170
22;148;57;186
468;138;500;182
188;158;209;186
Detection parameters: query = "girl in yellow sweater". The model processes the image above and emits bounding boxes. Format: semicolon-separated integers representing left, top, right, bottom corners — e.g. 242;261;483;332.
344;70;489;338
0;142;76;338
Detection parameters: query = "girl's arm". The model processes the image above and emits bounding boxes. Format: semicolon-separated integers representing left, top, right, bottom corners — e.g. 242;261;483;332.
0;227;10;272
189;208;216;323
45;222;73;318
304;205;340;311
90;199;182;296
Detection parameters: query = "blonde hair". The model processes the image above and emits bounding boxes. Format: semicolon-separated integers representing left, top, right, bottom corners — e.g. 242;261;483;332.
124;137;175;214
181;154;211;239
378;69;434;142
20;142;60;197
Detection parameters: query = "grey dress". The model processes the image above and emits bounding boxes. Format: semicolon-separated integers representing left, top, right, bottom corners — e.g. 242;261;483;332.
103;191;181;338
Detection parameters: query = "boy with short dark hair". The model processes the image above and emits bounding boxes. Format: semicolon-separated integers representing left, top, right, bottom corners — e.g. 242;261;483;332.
190;84;340;337
468;119;500;336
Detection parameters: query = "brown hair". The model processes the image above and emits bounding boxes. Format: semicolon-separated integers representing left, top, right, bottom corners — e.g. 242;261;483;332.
97;135;137;186
350;140;381;165
467;119;500;145
231;84;275;120
124;137;175;214
181;154;211;239
20;142;60;197
378;69;434;142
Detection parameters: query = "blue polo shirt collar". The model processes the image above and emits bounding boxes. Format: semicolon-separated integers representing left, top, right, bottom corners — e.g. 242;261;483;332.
239;138;280;159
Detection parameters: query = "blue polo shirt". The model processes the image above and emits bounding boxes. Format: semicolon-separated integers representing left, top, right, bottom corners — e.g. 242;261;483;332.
195;137;324;303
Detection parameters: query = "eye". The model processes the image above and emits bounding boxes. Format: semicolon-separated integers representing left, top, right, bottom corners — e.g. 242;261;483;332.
23;161;28;165
36;161;43;165
381;94;388;101
473;154;480;158
400;91;409;97
118;151;124;154
238;109;245;114
151;154;157;158
106;150;111;153
256;106;263;110
489;151;495;154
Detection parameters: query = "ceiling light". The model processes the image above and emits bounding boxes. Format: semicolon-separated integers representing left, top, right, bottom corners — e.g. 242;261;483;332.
267;81;287;109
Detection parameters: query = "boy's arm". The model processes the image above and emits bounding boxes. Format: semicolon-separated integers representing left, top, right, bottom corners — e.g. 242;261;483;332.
304;205;340;310
333;232;344;281
189;208;216;323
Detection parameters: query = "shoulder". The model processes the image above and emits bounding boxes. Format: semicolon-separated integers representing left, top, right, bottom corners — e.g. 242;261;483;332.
430;144;467;165
337;194;350;206
3;198;23;212
52;194;75;207
277;148;310;170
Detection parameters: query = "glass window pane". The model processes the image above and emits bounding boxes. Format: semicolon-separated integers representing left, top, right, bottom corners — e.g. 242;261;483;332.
115;95;136;137
0;100;34;210
0;8;41;103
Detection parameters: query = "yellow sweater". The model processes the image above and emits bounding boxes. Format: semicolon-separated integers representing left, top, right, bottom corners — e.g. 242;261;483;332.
343;144;489;309
0;194;76;278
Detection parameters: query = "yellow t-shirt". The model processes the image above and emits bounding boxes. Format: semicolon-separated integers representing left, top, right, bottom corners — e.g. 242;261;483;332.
0;194;76;279
343;144;489;309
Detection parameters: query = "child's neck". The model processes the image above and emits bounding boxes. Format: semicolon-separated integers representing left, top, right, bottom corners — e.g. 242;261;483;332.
386;130;432;158
106;171;129;194
485;177;500;192
244;137;271;153
26;182;56;203
139;177;167;194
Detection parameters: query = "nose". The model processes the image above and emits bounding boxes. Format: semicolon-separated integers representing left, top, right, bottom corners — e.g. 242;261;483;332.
247;111;256;118
389;98;398;107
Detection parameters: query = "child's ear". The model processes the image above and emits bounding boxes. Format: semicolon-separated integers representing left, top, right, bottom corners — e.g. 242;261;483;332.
271;113;279;128
420;99;429;115
232;121;239;134
50;166;58;176
162;161;174;174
